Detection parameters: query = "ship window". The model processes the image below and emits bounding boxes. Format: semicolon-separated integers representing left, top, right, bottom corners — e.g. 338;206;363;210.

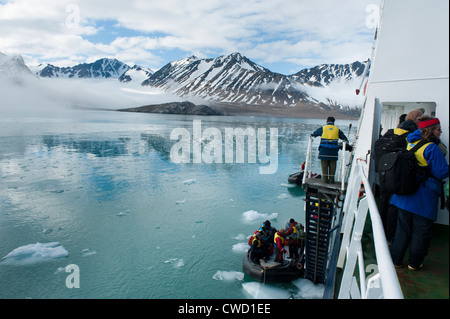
380;102;436;134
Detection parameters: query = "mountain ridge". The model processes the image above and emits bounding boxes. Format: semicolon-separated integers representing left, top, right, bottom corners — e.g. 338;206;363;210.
2;51;367;116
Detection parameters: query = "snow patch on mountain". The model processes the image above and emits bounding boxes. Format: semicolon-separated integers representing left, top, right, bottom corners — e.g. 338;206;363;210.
0;53;36;79
119;65;154;83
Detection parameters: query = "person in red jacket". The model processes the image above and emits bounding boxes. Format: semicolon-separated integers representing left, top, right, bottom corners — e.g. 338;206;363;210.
274;229;287;262
285;218;303;260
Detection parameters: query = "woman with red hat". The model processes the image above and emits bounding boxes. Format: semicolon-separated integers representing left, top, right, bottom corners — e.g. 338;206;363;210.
390;116;449;271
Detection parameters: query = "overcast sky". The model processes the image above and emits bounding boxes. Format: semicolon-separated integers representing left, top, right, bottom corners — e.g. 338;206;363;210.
0;0;381;75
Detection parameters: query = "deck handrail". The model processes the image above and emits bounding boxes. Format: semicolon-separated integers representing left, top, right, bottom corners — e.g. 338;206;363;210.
302;136;346;190
337;160;403;299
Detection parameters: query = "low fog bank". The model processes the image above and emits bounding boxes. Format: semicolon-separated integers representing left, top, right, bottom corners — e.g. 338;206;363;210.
0;75;185;116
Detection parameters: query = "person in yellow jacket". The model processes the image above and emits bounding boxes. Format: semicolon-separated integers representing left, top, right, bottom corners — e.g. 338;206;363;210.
274;229;287;262
390;117;449;270
311;116;348;183
249;232;264;264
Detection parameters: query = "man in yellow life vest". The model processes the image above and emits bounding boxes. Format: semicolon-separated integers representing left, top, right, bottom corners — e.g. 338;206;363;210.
311;116;349;183
249;231;265;264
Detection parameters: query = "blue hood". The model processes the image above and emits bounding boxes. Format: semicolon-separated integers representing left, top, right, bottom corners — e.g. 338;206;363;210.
407;129;423;143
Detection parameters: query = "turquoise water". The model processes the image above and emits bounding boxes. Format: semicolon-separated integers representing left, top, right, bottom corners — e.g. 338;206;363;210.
0;110;354;299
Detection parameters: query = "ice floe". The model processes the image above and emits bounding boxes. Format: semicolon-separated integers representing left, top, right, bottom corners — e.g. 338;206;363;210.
116;209;131;216
164;258;185;268
242;210;278;224
80;248;97;257
291;278;325;299
242;282;292;299
232;234;247;241
212;270;244;281
232;242;248;253
1;242;69;266
277;193;289;200
182;179;197;185
42;228;53;234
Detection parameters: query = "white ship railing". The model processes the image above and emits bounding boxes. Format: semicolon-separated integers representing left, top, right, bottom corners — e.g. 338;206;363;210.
302;136;346;190
337;160;403;299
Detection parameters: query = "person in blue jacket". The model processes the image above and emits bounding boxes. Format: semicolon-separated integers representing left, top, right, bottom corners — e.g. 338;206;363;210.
311;116;349;183
390;117;449;271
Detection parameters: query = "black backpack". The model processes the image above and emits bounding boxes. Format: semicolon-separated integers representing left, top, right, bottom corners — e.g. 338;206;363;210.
373;129;409;172
378;140;428;195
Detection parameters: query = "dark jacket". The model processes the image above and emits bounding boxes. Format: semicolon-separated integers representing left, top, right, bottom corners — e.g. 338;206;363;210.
312;123;348;161
390;129;449;221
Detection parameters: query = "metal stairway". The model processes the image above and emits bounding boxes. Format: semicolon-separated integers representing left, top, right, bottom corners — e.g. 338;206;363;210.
303;180;343;284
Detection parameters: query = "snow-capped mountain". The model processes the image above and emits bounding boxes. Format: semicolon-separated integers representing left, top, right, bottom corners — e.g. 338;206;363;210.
2;51;367;112
37;58;130;79
291;61;366;87
0;52;36;79
142;52;310;106
119;65;154;83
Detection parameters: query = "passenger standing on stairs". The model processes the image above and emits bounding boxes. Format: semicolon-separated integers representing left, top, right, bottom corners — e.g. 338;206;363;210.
311;116;349;183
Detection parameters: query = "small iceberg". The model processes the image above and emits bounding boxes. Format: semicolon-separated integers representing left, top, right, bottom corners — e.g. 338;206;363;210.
213;270;244;281
116;210;131;216
242;210;278;224
277;193;289;200
164;258;185;268
1;242;69;266
242;282;292;299
281;183;297;188
232;242;249;253
80;248;97;257
292;278;325;299
232;234;247;241
182;179;197;185
42;228;53;234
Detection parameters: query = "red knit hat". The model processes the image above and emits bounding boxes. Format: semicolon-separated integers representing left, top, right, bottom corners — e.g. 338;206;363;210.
419;118;440;129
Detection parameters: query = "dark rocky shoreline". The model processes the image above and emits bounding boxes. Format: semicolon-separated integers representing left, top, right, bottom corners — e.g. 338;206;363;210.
117;101;226;116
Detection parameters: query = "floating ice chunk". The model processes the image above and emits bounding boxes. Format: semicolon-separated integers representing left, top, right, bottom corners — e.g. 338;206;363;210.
1;242;69;266
242;282;291;299
164;258;176;264
182;179;197;185
54;264;77;274
164;258;185;268
242;210;278;224
281;183;296;188
232;242;249;253
277;193;289;200
80;248;97;257
174;259;185;268
292;278;325;299
213;271;244;281
117;210;131;216
176;199;186;205
54;266;67;274
42;228;53;234
232;234;246;241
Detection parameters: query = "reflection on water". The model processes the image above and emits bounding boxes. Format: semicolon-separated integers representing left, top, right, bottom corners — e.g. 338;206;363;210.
0;110;354;299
